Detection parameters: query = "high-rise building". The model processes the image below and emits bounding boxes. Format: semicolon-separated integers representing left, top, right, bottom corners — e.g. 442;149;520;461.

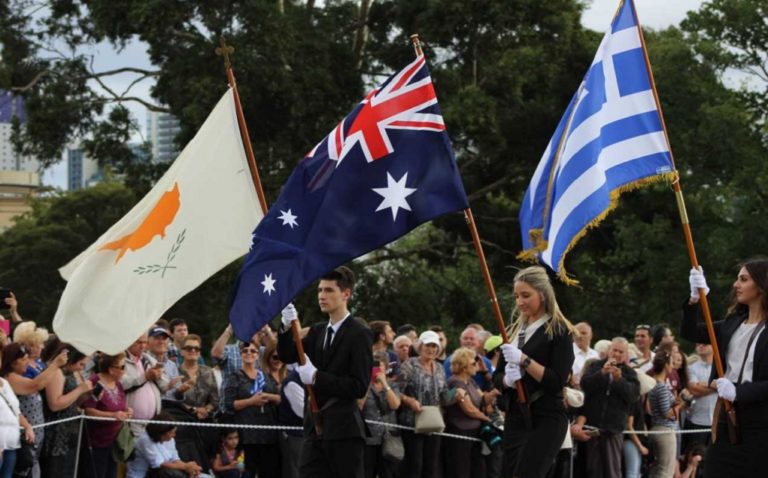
0;90;39;173
147;110;181;163
66;146;102;191
0;91;41;230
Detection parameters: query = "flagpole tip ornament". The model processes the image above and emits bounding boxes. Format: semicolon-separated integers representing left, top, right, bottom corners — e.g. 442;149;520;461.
216;36;235;70
410;34;423;57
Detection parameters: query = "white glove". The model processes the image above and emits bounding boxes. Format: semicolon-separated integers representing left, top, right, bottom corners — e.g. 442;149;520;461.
281;303;298;330
501;343;523;365
503;363;522;388
715;377;736;402
297;355;317;385
689;267;709;300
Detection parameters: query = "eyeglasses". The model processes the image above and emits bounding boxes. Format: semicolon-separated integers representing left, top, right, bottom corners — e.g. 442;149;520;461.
110;364;126;370
183;346;201;352
240;348;258;354
635;324;651;331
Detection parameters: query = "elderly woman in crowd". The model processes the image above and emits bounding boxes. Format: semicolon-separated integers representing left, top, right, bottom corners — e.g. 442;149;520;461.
82;353;133;478
223;340;281;478
397;330;448;478
40;338;93;478
2;343;68;478
394;336;413;364
362;350;401;478
445;347;492;478
127;411;202;478
175;334;218;420
0;345;36;478
13;322;48;378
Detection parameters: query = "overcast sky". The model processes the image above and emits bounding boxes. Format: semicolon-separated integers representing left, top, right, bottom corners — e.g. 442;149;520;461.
42;0;706;188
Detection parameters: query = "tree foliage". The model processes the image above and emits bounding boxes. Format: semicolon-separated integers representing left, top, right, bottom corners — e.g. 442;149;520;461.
0;1;767;349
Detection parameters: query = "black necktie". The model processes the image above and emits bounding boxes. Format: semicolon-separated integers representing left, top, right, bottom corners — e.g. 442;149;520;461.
518;324;528;348
324;326;334;351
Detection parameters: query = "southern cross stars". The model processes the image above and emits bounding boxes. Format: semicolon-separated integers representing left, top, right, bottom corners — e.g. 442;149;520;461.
373;172;417;221
261;273;276;296
278;209;298;228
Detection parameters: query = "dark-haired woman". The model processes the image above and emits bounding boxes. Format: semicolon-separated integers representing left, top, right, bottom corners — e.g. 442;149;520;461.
223;341;281;478
127;412;202;478
2;343;68;478
493;266;577;478
82;353;133;478
0;345;36;478
40;338;93;478
682;259;768;477
648;351;677;478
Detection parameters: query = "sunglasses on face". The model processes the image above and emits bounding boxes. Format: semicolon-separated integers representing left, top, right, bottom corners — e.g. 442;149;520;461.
111;364;126;370
240;348;258;354
183;346;201;352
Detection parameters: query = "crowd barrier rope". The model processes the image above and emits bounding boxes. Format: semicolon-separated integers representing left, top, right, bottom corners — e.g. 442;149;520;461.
4;415;711;444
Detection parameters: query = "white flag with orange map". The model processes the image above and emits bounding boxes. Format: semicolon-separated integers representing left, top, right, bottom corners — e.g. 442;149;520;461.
53;89;263;354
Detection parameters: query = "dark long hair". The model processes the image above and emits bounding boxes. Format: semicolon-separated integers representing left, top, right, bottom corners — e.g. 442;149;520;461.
727;258;768;316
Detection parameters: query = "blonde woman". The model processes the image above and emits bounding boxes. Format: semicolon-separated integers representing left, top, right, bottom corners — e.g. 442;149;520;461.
13;322;49;378
494;266;577;478
445;347;491;478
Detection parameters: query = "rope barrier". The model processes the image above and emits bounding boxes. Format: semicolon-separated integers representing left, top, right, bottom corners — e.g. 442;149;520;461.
17;415;710;442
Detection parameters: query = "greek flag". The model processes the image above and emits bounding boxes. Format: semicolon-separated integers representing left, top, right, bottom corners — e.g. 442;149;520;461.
518;0;676;282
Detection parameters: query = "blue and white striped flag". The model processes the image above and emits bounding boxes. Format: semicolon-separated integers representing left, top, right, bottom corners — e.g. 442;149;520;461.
518;0;676;282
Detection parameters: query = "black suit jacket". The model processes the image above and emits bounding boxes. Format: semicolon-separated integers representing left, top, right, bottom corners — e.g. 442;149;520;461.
278;315;373;440
493;321;574;416
681;301;768;428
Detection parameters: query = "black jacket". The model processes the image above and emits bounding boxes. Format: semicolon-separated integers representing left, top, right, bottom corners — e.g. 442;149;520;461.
580;359;639;434
493;321;574;416
278;315;372;440
681;301;768;429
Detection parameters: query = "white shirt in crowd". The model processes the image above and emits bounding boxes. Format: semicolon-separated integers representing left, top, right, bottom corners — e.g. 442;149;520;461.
571;344;600;377
0;378;21;451
687;359;717;427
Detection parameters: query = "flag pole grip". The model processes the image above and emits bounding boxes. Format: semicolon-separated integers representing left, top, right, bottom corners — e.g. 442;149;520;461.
409;33;527;405
217;36;322;429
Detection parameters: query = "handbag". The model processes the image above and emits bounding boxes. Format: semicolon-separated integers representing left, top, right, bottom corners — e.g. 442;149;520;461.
112;422;136;462
381;430;404;462
413;365;445;434
371;388;404;462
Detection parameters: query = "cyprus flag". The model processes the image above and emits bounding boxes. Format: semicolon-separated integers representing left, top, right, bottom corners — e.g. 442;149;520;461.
54;89;263;354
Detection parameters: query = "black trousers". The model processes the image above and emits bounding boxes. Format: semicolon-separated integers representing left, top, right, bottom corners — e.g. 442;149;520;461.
243;443;280;478
704;421;768;478
443;428;486;478
300;436;365;478
503;410;567;478
364;444;398;478
400;430;441;478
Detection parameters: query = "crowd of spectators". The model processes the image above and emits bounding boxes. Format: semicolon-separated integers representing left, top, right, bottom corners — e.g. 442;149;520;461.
0;290;715;478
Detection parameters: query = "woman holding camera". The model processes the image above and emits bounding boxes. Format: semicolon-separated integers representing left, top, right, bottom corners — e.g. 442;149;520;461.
493;266;577;478
444;348;492;478
361;350;401;478
683;259;768;477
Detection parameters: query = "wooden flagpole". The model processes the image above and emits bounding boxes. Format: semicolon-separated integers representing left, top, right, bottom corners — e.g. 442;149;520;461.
409;34;527;405
216;37;323;432
629;0;737;439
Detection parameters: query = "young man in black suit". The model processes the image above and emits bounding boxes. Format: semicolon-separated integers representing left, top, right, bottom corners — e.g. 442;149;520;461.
277;266;372;478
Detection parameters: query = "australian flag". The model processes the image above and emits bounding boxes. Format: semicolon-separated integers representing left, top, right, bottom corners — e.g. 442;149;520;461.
229;55;469;340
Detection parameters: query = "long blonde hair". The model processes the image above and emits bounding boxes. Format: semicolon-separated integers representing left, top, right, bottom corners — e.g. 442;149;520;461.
508;266;577;339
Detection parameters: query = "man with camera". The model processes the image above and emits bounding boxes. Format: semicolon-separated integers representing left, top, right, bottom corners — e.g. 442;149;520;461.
573;337;640;478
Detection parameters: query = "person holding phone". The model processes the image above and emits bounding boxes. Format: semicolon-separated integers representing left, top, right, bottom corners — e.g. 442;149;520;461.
575;337;640;478
361;350;401;478
223;340;281;478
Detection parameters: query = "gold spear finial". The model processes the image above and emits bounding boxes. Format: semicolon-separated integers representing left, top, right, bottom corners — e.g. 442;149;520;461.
215;36;235;70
